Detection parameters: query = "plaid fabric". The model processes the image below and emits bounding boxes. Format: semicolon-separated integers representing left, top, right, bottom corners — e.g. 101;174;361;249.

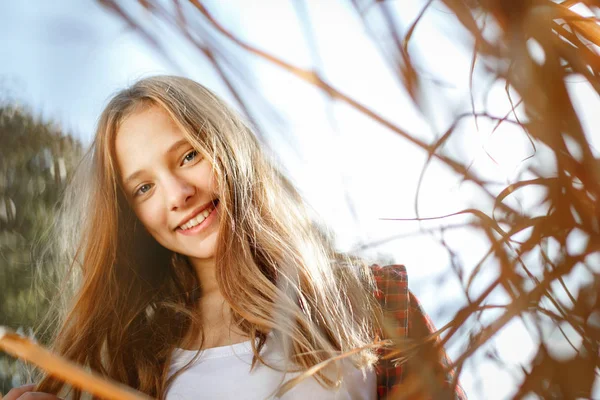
371;264;467;400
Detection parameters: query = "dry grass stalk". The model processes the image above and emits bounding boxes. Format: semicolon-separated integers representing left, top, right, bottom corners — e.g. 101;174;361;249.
0;327;151;400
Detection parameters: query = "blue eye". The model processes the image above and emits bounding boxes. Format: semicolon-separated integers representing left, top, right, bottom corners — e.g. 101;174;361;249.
135;183;153;196
182;150;198;165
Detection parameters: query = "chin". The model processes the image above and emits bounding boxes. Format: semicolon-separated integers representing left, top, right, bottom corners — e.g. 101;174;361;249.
171;231;219;259
182;244;218;261
185;253;216;266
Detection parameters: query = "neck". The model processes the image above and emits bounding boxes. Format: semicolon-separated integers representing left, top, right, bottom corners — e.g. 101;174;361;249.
183;256;250;349
189;256;220;296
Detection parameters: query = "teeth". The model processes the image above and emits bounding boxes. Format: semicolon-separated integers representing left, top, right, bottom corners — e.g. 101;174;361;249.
180;205;214;230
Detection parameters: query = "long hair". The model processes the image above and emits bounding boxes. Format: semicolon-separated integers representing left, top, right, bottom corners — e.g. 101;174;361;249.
37;75;382;399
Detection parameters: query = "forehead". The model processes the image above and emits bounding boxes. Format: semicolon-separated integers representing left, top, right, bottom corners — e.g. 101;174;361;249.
114;106;185;177
117;105;180;144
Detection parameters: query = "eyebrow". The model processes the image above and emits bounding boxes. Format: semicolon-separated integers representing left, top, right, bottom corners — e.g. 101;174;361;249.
123;138;191;187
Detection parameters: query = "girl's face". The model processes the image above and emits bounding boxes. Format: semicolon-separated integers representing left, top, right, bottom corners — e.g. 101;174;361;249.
115;105;221;264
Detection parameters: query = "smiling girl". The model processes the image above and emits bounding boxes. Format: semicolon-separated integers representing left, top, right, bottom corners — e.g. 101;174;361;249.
5;76;465;399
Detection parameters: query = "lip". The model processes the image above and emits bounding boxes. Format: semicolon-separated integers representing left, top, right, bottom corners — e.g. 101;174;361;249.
175;200;218;230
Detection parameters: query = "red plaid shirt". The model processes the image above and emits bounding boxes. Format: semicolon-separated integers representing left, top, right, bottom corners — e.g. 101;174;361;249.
371;264;467;400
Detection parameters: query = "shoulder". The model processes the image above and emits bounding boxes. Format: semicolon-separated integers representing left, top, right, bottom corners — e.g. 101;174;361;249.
369;264;409;310
369;264;468;399
369;263;407;282
368;264;434;337
368;264;410;340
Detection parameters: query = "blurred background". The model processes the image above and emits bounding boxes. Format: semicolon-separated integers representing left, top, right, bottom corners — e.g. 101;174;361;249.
1;1;599;398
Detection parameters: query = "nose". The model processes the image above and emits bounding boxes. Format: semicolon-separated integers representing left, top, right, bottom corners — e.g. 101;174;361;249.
165;176;196;211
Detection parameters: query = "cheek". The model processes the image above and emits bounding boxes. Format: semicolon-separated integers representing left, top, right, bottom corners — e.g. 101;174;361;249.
208;171;220;196
134;202;167;238
194;160;219;194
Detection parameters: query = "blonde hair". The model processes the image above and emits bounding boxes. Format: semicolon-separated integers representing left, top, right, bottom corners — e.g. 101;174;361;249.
37;75;382;399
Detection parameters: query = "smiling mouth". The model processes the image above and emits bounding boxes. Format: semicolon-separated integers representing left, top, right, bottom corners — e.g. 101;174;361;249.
177;199;219;231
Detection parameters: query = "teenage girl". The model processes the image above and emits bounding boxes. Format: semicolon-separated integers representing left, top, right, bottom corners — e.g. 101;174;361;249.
4;76;466;399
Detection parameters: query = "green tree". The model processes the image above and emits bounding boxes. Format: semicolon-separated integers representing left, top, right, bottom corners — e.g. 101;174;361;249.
0;104;82;392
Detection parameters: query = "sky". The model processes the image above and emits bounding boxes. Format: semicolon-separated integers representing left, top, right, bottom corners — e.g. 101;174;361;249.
2;1;599;398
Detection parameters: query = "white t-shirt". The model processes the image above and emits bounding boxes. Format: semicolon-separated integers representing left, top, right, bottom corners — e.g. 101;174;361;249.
166;338;377;400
